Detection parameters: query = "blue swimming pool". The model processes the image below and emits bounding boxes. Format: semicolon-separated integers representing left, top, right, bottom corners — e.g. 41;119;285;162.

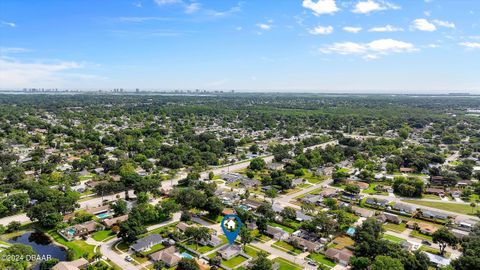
346;227;356;236
181;252;194;259
96;212;111;219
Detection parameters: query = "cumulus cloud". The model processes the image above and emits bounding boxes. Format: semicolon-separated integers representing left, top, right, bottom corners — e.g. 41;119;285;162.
352;0;400;14
459;42;480;49
302;0;339;16
185;2;201;14
319;38;416;59
343;26;362;33
411;18;436;31
433;19;455;28
309;25;334;35
368;25;403;32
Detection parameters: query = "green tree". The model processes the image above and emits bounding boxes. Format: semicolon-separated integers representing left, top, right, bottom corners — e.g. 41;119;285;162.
112;199;128;216
239;226;254;251
177;258;199;270
247;251;272;270
432;227;457;256
371;256;404;270
249;157;266;171
185;227;211;250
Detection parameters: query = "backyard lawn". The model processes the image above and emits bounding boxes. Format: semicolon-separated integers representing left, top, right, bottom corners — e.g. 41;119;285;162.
308;253;336;268
402;200;479;215
410;230;433;241
244;245;268;258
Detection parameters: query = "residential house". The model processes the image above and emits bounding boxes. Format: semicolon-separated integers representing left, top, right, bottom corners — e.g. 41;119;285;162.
291;178;305;186
301;194;322;205
365;197;390;208
265;225;290;240
295;211;313;222
430;176;455;186
351;206;375;218
454;216;477;231
200;235;223;247
243;199;263;209
85;205;110;215
289;235;321;252
423;252;452;268
406;221;438;235
176;222;190;232
424;188;444;196
320;188;338;198
324;248;353;266
421;209;449;220
149;246;182;268
59;221;103;241
52;258;89;270
267;163;284;171
400;167;416;173
400;240;420;251
103;214;128;228
391;203;416;215
130;234;163;253
376;212;402;224
218;245;242;260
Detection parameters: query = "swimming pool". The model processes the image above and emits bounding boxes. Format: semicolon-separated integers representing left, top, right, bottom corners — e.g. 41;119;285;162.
346;227;356;236
180;252;194;259
96;212;112;219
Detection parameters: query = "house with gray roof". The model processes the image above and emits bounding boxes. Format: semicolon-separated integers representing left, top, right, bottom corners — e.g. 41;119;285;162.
130;234;163;252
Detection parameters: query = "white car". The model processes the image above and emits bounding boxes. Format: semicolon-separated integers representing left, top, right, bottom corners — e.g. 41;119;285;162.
125;256;133;262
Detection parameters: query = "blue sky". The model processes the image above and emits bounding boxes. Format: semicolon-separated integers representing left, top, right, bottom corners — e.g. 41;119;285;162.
1;0;479;93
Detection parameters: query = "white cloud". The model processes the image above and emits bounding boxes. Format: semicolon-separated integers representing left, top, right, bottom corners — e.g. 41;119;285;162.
368;25;403;32
236;26;242;31
319;38;416;59
1;21;16;27
302;0;339;16
185;2;201;14
459;42;480;49
154;0;182;5
433;19;455;28
352;0;400;14
0;58;85;88
411;18;436;31
309;25;334;35
257;23;272;30
343;26;362;33
0;47;30;54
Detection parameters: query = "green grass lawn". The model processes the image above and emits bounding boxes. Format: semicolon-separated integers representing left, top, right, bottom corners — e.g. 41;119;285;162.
185;235;228;254
418;245;450;257
383;222;407;233
268;222;295;234
255;234;271;243
308;253;336;268
383;234;404;243
410;230;433;241
47;230;95;260
141;243;165;255
272;240;303;254
222;255;248;268
402;200;479;215
244;245;268;258
92;229;113;241
116;241;129;252
272;257;303;270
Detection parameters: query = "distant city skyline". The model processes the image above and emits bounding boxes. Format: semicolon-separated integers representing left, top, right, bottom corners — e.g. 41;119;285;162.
1;0;479;93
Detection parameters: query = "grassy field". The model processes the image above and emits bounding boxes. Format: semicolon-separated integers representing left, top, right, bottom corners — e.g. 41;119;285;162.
272;257;303;270
272;240;303;254
308;253;336;268
402;200;478;215
244;245;268;258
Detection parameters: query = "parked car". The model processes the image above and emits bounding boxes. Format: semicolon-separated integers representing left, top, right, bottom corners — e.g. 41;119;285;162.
421;240;432;246
125;256;133;262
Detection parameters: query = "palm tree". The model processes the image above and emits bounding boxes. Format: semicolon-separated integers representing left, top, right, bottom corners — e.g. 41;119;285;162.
470;202;477;214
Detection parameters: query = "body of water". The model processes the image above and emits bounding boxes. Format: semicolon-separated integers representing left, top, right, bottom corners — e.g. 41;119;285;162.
7;231;67;269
